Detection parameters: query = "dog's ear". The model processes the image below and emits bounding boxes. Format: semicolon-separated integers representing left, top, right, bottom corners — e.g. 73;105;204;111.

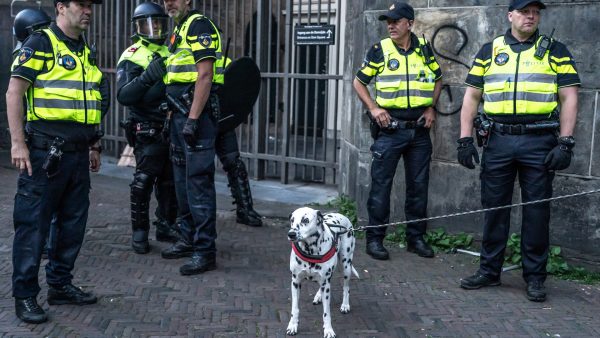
316;210;324;229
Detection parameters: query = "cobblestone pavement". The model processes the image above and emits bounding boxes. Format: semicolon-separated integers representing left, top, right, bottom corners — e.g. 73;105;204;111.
1;156;600;337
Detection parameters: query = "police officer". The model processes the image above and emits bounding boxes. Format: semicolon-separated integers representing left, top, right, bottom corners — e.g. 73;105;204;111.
6;0;109;324
12;8;53;259
116;1;180;254
353;2;442;260
160;0;224;275
457;0;580;302
216;57;262;228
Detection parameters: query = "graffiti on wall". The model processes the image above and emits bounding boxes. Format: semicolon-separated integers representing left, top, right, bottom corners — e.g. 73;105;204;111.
430;24;471;116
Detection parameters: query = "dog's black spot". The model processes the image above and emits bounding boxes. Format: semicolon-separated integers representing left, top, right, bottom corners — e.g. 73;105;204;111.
301;216;309;224
295;258;302;265
326;296;329;300
293;282;299;289
324;313;327;317
344;276;348;279
321;286;325;291
315;265;322;270
326;288;330;293
347;232;352;238
292;274;296;278
347;247;350;253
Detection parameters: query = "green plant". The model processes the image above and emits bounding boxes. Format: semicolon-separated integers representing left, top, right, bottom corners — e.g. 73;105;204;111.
326;195;358;225
385;225;473;252
505;233;600;284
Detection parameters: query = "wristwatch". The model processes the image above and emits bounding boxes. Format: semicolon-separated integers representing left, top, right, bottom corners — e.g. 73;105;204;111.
558;136;575;150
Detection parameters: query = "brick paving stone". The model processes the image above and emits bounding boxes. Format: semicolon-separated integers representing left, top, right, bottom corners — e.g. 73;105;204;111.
1;157;600;337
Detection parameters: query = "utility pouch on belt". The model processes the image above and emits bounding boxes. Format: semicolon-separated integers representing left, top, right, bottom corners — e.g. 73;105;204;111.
42;137;64;178
366;111;380;140
473;114;492;147
166;93;190;116
120;118;136;147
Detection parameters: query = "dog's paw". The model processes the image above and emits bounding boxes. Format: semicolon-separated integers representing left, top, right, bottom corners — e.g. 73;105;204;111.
312;291;322;305
340;304;350;314
323;328;336;338
286;322;298;336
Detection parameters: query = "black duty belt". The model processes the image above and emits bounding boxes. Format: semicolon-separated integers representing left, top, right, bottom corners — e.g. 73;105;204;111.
492;120;559;135
135;121;164;130
389;118;425;129
28;135;88;152
388;107;427;119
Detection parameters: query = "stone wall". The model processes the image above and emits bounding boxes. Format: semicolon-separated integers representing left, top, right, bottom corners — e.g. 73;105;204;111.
341;0;600;265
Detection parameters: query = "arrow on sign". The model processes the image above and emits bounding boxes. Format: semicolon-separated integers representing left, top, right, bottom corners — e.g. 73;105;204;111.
327;29;332;38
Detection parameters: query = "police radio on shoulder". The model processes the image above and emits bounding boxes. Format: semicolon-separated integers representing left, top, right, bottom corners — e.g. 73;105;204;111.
534;28;554;60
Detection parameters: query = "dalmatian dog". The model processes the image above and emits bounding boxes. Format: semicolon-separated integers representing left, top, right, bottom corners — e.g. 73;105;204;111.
286;207;359;338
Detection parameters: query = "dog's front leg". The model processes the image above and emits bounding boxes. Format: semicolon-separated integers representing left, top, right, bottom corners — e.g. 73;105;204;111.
286;275;301;336
320;280;336;338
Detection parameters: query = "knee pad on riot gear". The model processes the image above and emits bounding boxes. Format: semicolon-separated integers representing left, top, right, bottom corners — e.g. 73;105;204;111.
220;152;239;172
131;171;155;200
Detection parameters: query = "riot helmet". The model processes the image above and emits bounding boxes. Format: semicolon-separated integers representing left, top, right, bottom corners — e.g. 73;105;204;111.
13;8;52;42
132;2;168;45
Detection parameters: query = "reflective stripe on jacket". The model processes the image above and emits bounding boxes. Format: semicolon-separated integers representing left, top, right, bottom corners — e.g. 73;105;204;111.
28;28;103;124
164;13;224;85
375;37;436;109
483;35;557;116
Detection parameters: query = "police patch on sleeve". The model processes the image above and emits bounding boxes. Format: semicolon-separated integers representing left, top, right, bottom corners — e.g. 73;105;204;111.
17;47;34;65
360;59;368;69
199;33;212;47
494;52;509;66
387;58;400;71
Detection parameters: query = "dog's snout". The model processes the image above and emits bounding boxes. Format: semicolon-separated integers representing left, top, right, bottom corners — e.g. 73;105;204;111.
287;230;297;240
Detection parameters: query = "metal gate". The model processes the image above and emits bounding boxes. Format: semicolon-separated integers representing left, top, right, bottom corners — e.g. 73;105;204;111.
89;0;344;184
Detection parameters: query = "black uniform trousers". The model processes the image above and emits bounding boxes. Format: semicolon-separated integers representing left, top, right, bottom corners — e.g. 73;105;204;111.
215;129;240;169
170;111;217;254
12;147;90;298
479;129;556;282
367;127;432;242
132;134;177;223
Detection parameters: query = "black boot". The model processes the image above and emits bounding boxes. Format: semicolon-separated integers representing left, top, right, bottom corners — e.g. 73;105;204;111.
132;230;150;254
15;297;47;324
366;239;389;260
154;219;180;243
180;253;217;275
47;284;97;305
226;159;263;227
161;240;194;259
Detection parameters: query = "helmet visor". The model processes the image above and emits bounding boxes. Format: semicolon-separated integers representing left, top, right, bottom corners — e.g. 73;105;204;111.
134;17;168;41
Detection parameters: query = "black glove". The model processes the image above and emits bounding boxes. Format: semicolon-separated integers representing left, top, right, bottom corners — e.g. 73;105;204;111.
182;118;199;147
457;137;480;169
139;57;166;86
544;136;575;170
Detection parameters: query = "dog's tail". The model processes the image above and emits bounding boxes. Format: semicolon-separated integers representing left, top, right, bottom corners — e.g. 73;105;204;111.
351;266;360;279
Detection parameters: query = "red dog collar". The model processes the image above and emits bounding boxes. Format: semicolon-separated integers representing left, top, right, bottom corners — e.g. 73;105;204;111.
292;240;337;264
